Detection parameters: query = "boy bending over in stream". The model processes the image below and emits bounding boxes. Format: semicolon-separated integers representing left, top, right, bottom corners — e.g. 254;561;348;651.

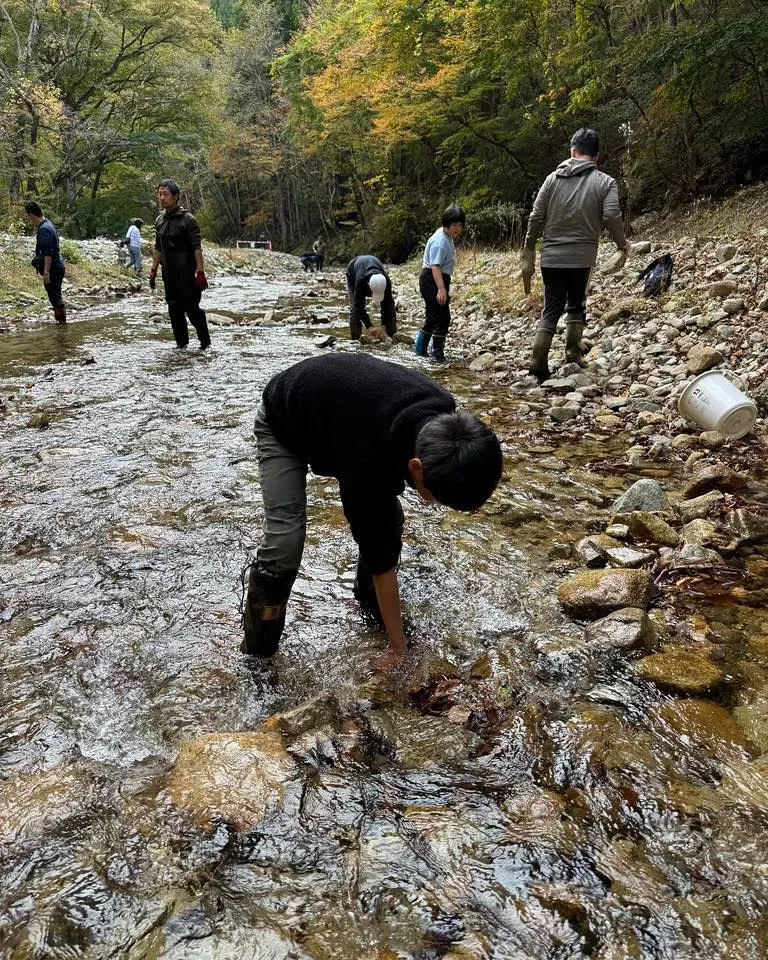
242;353;503;670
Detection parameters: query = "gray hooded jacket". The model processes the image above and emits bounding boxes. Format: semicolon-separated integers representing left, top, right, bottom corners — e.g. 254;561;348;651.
524;158;626;268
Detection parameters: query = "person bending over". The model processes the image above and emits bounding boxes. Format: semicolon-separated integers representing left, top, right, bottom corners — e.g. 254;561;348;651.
345;255;397;340
242;353;503;670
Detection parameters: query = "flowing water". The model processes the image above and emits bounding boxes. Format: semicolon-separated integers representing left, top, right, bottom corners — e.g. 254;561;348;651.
1;273;767;959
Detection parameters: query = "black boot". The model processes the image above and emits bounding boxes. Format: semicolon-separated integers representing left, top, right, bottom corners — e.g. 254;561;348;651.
430;335;446;363
241;563;295;657
565;322;586;367
53;306;67;324
353;554;383;624
529;329;553;382
192;310;211;350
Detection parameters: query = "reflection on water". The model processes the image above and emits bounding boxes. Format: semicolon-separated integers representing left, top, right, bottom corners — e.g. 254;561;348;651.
1;274;767;958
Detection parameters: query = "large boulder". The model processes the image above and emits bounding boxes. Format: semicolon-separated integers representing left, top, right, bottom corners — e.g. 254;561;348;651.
557;569;652;618
164;731;296;831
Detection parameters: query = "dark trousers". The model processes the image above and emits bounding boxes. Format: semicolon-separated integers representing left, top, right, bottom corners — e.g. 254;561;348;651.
44;267;65;310
419;269;451;337
539;267;592;333
166;286;210;348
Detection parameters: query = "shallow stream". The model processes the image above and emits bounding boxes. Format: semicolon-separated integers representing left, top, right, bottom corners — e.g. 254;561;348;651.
1;273;767;959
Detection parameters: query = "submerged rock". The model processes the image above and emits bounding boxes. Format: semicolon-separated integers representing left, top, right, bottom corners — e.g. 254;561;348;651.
164;731;295;831
558;569;652;618
583;607;655;651
655;699;748;760
634;650;725;695
366;705;482;768
262;692;340;740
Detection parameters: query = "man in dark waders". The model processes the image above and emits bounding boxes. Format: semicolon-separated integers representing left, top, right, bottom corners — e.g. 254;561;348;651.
521;128;630;381
24;201;67;324
241;353;503;672
149;179;211;350
345;255;397;340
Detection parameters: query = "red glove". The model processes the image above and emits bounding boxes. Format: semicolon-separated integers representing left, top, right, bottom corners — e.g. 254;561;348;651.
148;268;157;290
195;270;209;291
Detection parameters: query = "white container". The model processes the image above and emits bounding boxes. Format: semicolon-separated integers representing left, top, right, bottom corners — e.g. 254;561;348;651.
678;371;757;438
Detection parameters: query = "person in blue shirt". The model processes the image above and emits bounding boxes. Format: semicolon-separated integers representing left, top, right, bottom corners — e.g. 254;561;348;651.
24;201;67;324
125;218;144;275
414;205;465;362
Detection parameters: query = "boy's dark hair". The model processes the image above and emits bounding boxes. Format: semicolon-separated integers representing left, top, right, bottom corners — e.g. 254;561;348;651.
24;201;43;217
570;128;600;158
416;410;502;511
442;205;466;228
134;218;144;228
157;178;180;196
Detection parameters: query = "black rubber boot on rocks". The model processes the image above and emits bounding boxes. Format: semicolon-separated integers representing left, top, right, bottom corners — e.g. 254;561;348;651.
430;335;447;363
353;554;383;625
241;563;295;657
565;322;586;367
529;329;554;382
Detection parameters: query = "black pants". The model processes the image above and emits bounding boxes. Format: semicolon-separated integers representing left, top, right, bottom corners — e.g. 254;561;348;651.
539;267;591;333
44;267;66;310
165;285;210;348
419;269;451;337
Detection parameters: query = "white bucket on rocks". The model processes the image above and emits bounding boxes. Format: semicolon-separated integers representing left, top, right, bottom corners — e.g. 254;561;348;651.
678;371;757;439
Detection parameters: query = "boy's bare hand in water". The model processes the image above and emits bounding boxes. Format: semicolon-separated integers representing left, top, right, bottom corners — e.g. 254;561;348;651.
373;647;407;674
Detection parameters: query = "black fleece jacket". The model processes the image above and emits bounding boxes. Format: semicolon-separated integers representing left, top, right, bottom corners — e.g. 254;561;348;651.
345;255;396;331
262;353;455;573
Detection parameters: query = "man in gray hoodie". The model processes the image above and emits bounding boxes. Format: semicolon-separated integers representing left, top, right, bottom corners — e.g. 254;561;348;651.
521;128;630;381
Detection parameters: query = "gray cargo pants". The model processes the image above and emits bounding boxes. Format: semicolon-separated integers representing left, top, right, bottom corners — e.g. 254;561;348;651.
254;403;308;577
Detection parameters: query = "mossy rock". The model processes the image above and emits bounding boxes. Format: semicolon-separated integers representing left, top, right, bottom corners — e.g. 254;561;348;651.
558;569;652;618
634;650;725;695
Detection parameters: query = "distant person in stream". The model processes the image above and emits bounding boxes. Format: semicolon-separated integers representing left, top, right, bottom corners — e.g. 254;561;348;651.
125;218;144;275
415;205;465;363
241;353;503;672
312;237;326;271
149;179;211;350
24;201;67;324
345;255;397;340
521;127;631;382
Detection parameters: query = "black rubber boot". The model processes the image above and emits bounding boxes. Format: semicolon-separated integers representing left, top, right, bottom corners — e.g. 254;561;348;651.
430;335;446;363
529;329;554;382
53;306;67;324
241;563;295;657
353;554;384;624
565;322;586;366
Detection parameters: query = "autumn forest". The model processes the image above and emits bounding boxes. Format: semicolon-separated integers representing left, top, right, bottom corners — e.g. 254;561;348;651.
1;0;765;256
